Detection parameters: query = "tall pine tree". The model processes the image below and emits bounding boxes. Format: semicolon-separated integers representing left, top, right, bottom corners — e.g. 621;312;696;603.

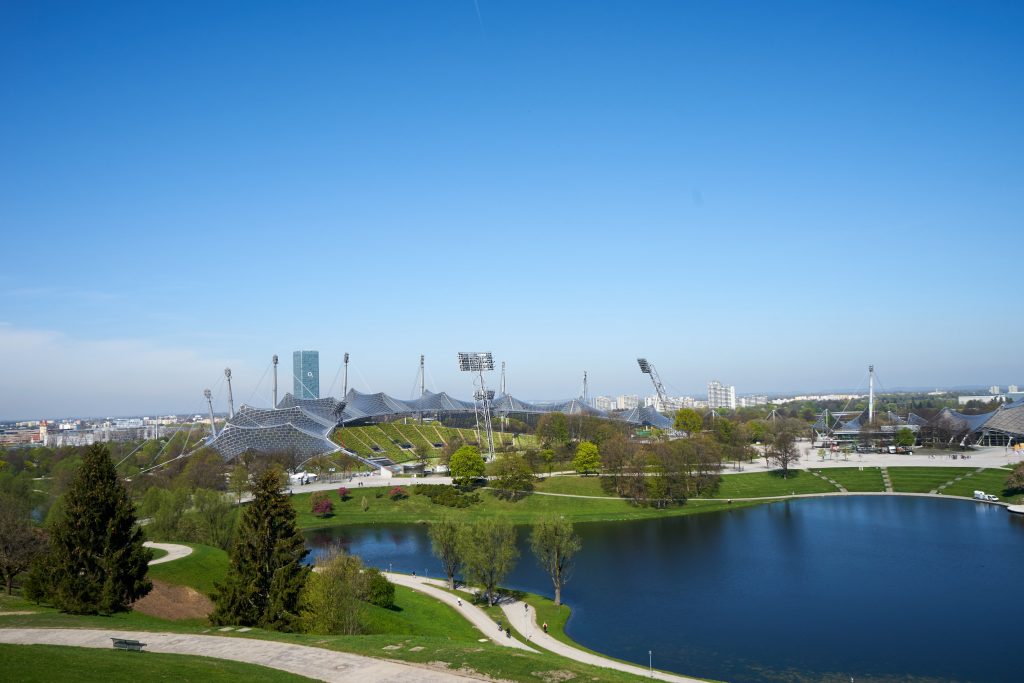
46;444;151;614
212;467;309;631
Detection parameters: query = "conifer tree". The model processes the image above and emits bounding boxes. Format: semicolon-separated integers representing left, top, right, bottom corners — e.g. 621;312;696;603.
212;467;309;631
45;444;151;614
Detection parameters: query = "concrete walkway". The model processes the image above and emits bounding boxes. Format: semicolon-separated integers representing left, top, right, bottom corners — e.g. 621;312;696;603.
383;573;535;652
144;542;193;565
498;600;704;683
0;628;480;682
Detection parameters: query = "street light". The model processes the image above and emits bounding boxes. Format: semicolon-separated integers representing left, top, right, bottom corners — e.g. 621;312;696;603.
648;650;653;678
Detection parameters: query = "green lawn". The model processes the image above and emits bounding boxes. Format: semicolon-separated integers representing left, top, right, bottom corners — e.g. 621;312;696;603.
147;543;229;597
148;546;168;561
939;468;1015;500
710;470;837;498
811;467;886;492
0;644;317;683
358;584;480;641
887;467;966;493
295;485;760;529
533;475;611;497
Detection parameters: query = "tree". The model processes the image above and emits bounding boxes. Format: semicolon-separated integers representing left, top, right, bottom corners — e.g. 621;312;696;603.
673;408;703;435
229;464;250;504
414;443;431;466
299;551;365;635
540;449;555;477
42;444;151;614
428;517;464;589
491;454;534;499
769;431;800;479
364;568;395;608
895;428;916;448
212;468;310;631
572;441;601;475
310;491;334;517
1006;462;1024;494
449;445;486;488
460;518;518;605
530;515;581;606
179;449;227;490
536;413;570;448
0;494;47;595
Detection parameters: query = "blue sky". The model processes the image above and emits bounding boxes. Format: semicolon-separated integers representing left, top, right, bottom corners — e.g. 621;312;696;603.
1;1;1022;418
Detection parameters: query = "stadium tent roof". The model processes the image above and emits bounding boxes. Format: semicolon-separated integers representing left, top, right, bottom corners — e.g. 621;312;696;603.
930;407;995;434
209;386;680;462
977;401;1024;438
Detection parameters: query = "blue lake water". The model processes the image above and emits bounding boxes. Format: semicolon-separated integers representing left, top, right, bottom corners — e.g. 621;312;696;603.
305;496;1024;683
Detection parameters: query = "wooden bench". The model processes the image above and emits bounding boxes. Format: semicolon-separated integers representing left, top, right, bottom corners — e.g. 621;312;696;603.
111;638;147;652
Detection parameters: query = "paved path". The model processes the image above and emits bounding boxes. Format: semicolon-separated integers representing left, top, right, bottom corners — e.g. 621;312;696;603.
144;542;193;565
498;599;703;683
0;628;479;682
383;573;535;652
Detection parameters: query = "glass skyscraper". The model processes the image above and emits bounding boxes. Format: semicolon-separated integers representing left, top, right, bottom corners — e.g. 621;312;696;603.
293;350;320;399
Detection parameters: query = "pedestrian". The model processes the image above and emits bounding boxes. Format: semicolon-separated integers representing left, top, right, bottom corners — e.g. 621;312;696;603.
498;620;503;631
457;598;462;607
524;603;528;613
505;627;511;638
542;622;548;634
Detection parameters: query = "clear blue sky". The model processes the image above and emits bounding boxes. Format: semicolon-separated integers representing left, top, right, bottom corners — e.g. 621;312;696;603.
1;1;1022;419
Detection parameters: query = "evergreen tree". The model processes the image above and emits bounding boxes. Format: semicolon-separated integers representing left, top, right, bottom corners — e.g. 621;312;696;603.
45;444;151;614
212;467;309;631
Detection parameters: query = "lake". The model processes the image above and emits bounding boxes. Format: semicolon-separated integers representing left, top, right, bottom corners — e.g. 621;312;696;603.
305;496;1024;682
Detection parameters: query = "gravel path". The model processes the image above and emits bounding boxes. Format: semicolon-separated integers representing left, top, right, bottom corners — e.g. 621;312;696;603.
0;628;482;682
144;542;193;565
498;599;704;683
383;573;535;652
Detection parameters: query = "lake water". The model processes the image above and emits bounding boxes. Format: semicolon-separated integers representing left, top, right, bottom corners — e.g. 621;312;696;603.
305;496;1024;683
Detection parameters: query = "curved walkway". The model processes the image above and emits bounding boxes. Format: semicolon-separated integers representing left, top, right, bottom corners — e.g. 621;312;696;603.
144;542;193;565
0;628;480;682
383;572;535;652
498;600;703;683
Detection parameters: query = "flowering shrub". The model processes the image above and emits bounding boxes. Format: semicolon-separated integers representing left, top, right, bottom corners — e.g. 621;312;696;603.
311;491;334;517
337;486;350;501
388;486;408;501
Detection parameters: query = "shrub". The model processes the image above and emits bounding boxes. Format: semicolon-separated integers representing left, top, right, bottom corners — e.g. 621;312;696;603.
363;568;395;609
337;487;349;501
413;484;480;508
311;491;334;518
361;496;369;512
388;486;408;501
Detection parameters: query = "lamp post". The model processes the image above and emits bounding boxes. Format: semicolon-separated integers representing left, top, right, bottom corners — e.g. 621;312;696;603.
648;650;653;678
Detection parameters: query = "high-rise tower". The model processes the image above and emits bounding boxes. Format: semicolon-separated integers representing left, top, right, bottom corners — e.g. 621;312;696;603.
293;350;320;399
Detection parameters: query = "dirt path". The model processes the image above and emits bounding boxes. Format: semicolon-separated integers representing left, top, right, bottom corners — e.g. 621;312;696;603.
0;628;486;682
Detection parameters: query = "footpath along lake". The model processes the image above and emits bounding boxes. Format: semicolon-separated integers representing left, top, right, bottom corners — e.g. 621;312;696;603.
305;496;1024;683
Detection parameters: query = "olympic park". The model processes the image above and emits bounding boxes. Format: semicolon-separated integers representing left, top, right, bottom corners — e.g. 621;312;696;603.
203;352;1024;472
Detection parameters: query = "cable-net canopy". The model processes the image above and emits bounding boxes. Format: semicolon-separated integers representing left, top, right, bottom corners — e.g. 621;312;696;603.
208;382;681;462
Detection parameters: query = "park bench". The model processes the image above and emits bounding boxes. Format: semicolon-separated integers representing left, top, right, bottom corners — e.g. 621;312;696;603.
111;638;146;652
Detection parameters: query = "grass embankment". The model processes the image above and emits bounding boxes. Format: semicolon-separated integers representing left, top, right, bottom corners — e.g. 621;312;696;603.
811;467;886;492
148;547;168;561
711;470;837;498
886;467;966;493
939;467;1018;500
147;543;229;597
533;475;611;497
295;486;763;529
0;644;317;683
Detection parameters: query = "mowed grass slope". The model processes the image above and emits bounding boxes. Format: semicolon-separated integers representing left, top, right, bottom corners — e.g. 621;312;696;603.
534;476;611;497
940;468;1015;500
147;543;229;597
711;470;837;498
0;644;317;683
812;467;886;492
887;467;965;493
294;485;757;528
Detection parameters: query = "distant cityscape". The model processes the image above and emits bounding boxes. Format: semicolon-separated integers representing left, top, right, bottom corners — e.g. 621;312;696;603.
3;345;1020;450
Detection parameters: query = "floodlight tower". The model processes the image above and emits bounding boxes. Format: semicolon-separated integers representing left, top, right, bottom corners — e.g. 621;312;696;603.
458;352;496;461
272;355;279;407
342;353;350;397
224;368;235;419
581;370;589;404
204;389;217;438
637;358;668;410
868;364;875;424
